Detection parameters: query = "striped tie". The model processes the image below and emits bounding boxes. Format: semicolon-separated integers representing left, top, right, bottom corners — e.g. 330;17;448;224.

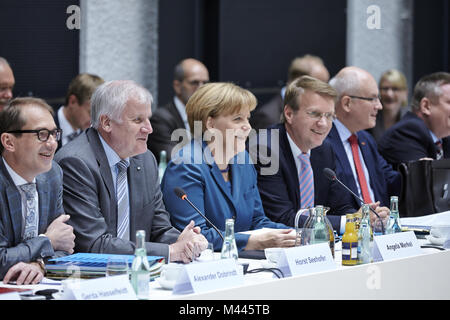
436;140;444;160
116;160;130;240
298;153;314;209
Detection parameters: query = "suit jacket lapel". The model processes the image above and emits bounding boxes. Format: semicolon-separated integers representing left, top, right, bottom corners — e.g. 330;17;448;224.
128;157;143;242
168;100;186;129
36;175;49;234
329;125;359;194
0;159;24;244
278;125;300;206
356;132;375;187
87;128;114;200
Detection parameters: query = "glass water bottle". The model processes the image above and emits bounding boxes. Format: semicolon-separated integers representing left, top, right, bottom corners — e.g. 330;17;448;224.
158;150;167;184
220;219;238;260
357;204;373;264
131;230;151;299
386;196;402;234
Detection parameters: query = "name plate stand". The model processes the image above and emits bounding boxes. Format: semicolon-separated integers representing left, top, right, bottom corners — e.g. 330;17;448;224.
372;231;422;262
172;259;243;295
277;242;336;277
61;274;137;300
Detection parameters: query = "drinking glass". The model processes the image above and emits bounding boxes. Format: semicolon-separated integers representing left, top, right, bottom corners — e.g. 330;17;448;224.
106;256;129;277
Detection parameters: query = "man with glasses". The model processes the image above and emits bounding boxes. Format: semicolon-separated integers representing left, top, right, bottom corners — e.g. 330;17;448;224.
147;58;209;163
0;97;75;284
326;66;401;210
252;76;358;233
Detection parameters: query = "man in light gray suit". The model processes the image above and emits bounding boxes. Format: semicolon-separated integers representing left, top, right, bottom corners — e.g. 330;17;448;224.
0;97;75;284
55;80;207;263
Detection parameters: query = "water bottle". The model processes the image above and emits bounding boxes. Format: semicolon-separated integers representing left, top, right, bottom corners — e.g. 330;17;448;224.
131;230;150;299
220;219;238;260
357;204;373;264
386;196;402;234
158;150;167;184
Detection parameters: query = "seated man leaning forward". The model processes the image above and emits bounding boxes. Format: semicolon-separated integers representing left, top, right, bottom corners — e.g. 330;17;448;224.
0;97;75;284
55;80;207;264
161;82;296;252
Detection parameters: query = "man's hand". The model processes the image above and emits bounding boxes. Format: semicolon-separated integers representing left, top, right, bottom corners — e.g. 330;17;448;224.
368;201;390;226
45;214;75;254
3;262;44;285
169;220;208;263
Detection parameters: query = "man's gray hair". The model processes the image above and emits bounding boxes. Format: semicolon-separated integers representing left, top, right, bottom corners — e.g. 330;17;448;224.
328;70;361;97
90;80;153;129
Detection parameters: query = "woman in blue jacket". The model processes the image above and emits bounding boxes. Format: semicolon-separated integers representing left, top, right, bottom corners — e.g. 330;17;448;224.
161;82;295;252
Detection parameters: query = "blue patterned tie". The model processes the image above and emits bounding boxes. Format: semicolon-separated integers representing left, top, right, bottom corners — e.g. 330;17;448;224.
19;183;38;240
116;160;130;240
298;153;314;209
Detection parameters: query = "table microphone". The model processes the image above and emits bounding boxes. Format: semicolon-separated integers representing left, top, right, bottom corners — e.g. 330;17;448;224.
174;187;224;242
323;168;385;234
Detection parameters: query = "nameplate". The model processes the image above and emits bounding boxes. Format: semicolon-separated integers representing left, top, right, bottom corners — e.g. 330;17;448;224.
372;231;422;262
172;259;243;295
277;242;336;277
61;274;137;300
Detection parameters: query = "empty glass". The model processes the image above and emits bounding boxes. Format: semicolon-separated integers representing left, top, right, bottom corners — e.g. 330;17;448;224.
106;256;129;277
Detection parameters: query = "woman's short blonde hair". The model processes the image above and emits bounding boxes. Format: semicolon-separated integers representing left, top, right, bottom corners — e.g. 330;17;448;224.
379;69;407;90
186;82;257;138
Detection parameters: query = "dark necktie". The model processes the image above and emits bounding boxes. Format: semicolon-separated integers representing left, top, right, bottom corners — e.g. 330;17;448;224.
436;140;444;160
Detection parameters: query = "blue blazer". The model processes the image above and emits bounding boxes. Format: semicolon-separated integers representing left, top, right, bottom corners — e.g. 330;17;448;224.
378;111;450;168
161;139;289;251
0;159;65;279
325;124;402;208
252;124;357;232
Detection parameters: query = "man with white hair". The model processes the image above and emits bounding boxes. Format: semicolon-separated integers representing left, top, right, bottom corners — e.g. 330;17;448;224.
55;80;207;263
325;66;401;210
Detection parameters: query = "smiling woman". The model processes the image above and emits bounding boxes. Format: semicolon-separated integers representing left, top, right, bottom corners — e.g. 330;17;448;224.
161;82;296;253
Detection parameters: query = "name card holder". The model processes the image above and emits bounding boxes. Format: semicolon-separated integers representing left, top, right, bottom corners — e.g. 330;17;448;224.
372;231;422;262
276;242;336;277
172;259;244;295
61;274;137;300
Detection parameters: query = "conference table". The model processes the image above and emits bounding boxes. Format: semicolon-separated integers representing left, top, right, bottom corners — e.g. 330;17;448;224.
1;212;449;300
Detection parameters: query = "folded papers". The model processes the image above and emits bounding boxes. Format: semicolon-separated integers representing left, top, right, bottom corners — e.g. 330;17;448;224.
45;253;164;280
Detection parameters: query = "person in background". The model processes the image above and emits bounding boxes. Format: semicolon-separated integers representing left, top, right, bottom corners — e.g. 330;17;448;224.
0;57;15;111
250;54;330;131
367;69;408;143
55;80;207;263
147;58;209;163
378;72;450;168
55;73;104;149
0;97;75;284
161;82;296;252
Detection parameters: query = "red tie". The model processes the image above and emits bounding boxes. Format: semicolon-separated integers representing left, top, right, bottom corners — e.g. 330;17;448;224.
348;134;373;204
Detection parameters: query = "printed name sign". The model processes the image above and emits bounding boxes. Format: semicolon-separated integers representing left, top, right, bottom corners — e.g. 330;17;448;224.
61;274;137;300
277;242;336;277
372;231;422;262
172;259;243;295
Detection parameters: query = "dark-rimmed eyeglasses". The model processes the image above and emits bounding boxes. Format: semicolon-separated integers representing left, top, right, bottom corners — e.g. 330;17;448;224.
305;111;336;122
348;95;381;103
7;128;62;142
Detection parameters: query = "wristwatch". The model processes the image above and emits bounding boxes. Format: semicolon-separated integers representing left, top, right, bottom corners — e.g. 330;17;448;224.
35;258;46;275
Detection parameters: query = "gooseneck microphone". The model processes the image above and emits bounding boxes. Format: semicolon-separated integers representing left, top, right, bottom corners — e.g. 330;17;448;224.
174;187;224;242
323;168;385;234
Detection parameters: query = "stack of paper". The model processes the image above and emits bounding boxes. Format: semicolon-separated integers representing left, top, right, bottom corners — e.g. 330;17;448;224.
45;253;164;280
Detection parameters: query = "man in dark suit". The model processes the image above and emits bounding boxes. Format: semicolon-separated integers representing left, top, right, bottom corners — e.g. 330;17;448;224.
54;73;104;150
55;80;207;264
326;66;401;209
0;97;75;284
252;76;358;234
250;54;330;131
0;57;15;111
378;72;450;168
147;58;209;163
